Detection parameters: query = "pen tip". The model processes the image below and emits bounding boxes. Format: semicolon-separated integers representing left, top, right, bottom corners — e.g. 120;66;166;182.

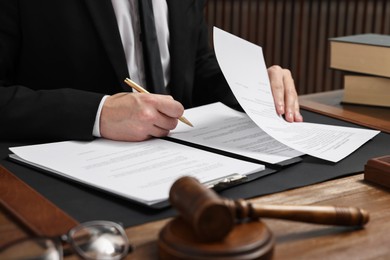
180;117;193;127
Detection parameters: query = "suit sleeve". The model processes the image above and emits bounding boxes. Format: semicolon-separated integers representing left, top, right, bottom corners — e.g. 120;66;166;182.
191;0;241;110
0;0;104;141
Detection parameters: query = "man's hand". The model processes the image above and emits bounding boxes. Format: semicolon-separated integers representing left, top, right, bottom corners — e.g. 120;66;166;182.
268;65;303;122
100;92;184;141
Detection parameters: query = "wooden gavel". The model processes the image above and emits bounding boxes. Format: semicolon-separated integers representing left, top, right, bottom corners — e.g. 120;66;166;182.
169;176;369;242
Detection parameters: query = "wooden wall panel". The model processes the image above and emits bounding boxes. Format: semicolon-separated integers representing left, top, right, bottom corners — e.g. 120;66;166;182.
204;0;390;95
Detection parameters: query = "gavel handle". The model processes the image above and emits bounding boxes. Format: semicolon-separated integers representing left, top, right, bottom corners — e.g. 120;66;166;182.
237;202;369;226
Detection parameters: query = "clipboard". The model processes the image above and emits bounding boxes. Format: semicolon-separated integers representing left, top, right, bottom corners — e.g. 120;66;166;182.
8;153;276;209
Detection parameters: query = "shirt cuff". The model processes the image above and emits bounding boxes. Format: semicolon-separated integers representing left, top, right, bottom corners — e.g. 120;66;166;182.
93;95;109;137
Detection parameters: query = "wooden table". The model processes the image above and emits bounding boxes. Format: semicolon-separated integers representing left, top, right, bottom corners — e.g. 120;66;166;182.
1;90;389;259
299;89;390;134
122;174;390;259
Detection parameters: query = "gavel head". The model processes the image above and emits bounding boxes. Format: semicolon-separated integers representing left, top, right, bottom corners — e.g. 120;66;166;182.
169;176;235;242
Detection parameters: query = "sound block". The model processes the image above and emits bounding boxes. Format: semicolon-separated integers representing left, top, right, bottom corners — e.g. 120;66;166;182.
158;217;274;260
364;155;390;189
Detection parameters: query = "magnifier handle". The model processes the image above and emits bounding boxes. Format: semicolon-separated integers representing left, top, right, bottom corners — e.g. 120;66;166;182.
236;201;369;226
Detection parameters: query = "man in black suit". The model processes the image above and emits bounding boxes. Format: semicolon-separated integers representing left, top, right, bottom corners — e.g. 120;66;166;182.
0;0;302;142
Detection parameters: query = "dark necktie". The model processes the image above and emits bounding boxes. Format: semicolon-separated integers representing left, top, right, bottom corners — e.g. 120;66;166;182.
138;0;165;94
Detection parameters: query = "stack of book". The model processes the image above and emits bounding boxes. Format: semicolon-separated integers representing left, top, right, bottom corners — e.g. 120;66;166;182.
329;34;390;107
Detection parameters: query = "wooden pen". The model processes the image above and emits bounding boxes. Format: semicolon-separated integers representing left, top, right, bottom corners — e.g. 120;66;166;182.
124;78;193;127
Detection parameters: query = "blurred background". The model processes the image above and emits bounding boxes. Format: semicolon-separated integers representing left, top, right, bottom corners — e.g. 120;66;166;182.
204;0;390;95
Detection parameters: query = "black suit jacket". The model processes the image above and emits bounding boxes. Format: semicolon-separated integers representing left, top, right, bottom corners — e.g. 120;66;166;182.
0;0;238;141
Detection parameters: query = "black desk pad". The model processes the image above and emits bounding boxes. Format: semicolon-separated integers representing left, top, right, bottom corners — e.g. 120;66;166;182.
1;109;389;228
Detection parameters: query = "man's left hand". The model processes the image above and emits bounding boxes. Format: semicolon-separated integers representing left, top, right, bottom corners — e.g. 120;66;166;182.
268;65;303;122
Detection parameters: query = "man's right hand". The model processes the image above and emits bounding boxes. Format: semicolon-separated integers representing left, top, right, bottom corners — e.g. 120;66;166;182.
100;92;184;141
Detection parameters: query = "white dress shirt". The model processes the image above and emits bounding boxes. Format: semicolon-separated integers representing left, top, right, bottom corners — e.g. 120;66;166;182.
93;0;170;137
111;0;170;88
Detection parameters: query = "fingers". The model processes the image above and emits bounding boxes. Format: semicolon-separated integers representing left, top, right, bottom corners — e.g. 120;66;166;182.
268;65;286;115
138;94;183;129
134;94;183;132
100;93;184;141
268;65;303;122
282;71;301;122
154;94;185;121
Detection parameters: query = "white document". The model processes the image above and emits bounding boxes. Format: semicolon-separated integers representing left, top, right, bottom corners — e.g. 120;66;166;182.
170;102;304;164
9;138;264;206
213;27;380;162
